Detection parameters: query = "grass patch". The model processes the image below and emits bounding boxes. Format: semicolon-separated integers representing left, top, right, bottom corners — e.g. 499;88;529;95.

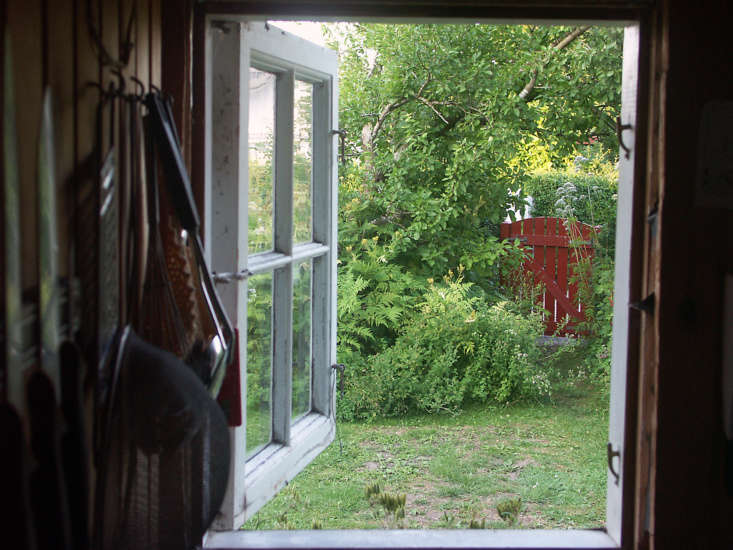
243;353;608;530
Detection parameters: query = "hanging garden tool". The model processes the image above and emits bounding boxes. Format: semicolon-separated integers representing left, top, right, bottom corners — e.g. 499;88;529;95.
143;90;234;396
125;78;149;328
137;93;190;362
0;32;37;550
93;326;230;550
27;87;72;550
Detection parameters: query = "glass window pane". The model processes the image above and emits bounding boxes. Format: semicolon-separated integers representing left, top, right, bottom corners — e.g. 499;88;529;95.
246;272;273;457
248;68;276;254
293;80;313;245
291;260;312;421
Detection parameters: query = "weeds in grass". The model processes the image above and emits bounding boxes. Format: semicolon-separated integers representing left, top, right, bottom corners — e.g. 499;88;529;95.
378;492;406;513
497;497;522;525
368;488;407;525
365;483;381;500
468;516;487;529
440;512;456;528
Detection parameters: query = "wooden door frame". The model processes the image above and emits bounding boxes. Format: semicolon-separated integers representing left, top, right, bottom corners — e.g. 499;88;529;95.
158;1;660;548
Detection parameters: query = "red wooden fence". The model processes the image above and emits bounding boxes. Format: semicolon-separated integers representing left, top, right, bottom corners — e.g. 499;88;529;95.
500;217;597;336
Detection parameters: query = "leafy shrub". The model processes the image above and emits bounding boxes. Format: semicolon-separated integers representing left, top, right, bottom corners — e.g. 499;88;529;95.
574;255;614;384
525;171;616;227
338;273;550;421
524;168;617;255
497;496;522;525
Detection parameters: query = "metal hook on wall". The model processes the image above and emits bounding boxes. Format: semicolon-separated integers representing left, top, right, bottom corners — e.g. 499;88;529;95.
130;77;146;102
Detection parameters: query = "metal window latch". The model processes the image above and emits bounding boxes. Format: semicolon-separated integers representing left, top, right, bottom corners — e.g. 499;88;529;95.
607;443;621;486
213;269;251;284
330;129;346;166
331;363;346;397
616;116;633;159
630;293;655;314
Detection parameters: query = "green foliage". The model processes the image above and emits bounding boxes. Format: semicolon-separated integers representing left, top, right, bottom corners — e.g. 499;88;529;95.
246;273;273;453
573;255;615;384
332;22;622;419
338;273;551;421
248;159;274;254
496;497;522;525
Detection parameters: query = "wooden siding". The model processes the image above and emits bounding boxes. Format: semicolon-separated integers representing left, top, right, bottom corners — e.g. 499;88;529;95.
1;0;163;540
2;0;162;287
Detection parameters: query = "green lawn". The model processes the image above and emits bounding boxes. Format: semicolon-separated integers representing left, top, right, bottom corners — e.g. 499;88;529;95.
242;372;609;530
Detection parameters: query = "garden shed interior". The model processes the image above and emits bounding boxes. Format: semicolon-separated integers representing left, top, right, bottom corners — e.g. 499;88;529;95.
1;0;732;549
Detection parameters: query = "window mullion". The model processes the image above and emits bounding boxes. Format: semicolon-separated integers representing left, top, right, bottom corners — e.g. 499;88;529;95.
312;79;330;246
271;68;295;445
311;78;332;416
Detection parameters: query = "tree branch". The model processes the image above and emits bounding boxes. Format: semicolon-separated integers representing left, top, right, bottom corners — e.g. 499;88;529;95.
554;25;591;51
373;98;411;140
366;76;432;148
519;25;591;101
518;70;539;100
417;97;450;125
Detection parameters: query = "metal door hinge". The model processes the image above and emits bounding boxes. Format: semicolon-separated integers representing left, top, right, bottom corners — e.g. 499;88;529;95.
630;293;655;314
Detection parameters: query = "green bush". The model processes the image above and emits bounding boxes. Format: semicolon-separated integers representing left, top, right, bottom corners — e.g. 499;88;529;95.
525;171;616;225
338;273;550;421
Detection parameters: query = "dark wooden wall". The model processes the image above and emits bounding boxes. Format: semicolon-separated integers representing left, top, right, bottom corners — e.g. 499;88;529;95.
2;0;163;539
3;0;161;291
651;0;733;547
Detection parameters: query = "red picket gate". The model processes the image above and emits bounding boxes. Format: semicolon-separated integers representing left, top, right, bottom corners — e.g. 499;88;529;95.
500;217;597;336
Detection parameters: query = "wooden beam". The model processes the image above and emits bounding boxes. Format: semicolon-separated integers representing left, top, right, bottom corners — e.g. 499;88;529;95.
162;0;193;171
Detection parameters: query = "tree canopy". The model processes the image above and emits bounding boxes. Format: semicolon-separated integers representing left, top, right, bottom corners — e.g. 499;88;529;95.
334;23;622;281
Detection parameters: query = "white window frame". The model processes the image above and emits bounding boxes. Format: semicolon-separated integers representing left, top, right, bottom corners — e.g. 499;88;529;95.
205;20;339;529
203;14;644;550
